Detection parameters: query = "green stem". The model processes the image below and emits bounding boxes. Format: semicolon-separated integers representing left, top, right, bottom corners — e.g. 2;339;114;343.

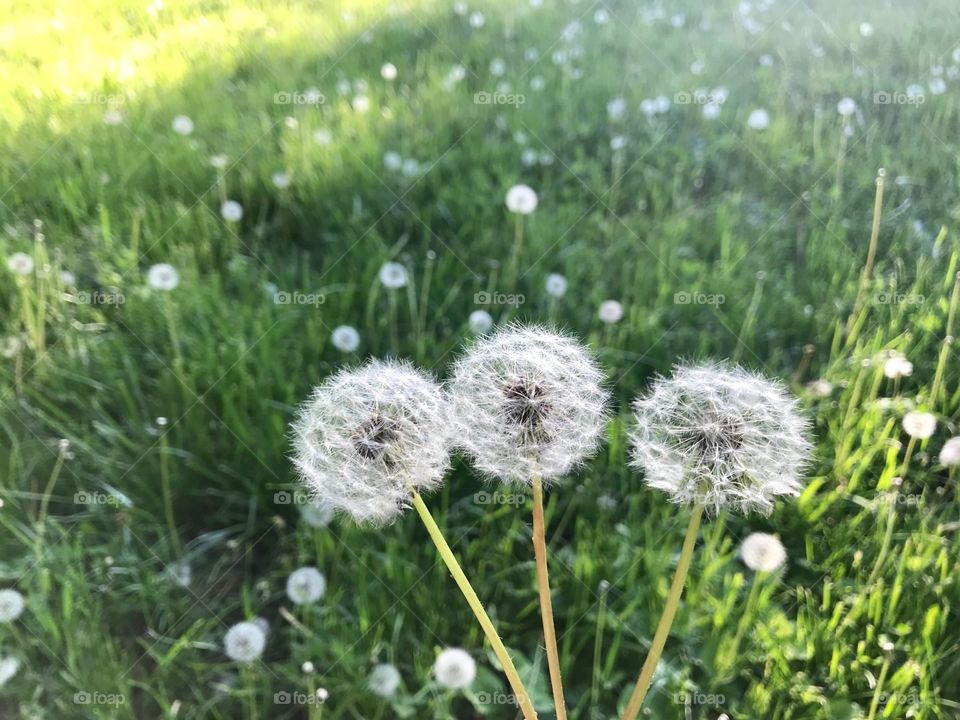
622;502;704;720
532;475;566;720
508;214;524;288
160;431;183;556
410;491;538;720
866;657;891;720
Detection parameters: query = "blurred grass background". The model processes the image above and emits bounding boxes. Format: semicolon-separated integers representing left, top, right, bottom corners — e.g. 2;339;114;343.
2;0;960;717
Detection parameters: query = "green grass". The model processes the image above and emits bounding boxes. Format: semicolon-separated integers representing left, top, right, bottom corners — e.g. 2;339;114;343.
2;0;960;717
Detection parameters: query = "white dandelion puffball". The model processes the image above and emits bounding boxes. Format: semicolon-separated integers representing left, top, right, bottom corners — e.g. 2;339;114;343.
352;95;371;113
272;171;290;189
224;621;266;662
378;262;408;289
859;22;874;37
747;108;770;130
0;589;25;623
741;532;787;572
469;11;485;28
629;363;812;514
368;663;402;697
598;300;624;324
380;62;398;81
171;115;194;135
0;657;19;688
7;252;33;276
903;411;936;439
291;359;452;524
221;200;243;222
939;437;960;466
434;648;476;690
314;129;333;145
331;325;361;352
545;273;568;298
468;310;493;334
147;263;180;291
300;499;335;527
285;567;326;605
448;325;609;484
930;78;947;95
837;97;857;117
505;184;538;215
383;151;402;171
883;355;913;379
806;379;833;398
103;109;123;126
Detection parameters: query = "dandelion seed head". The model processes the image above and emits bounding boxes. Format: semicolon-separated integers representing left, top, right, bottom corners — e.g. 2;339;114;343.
883;355;913;379
545;274;568;298
147;263;180;291
598;300;623;324
272;171;290;189
224;621;266;662
629;362;812;515
313;129;333;145
378;262;408;289
285;566;326;605
0;657;19;688
171;115;194;135
368;663;402;697
837;97;857;116
505;184;538;214
469;11;485;28
299;499;335;527
331;325;361;352
468;310;493;334
939;437;960;466
0;336;23;359
747;108;770;130
903;411;936;439
221;200;243;222
291;359;451;524
806;379;833;398
380;62;398;81
352;95;371;113
7;252;33;276
448;325;609;485
103;109;123;126
434;648;476;689
741;532;787;571
383;151;402;171
0;590;24;623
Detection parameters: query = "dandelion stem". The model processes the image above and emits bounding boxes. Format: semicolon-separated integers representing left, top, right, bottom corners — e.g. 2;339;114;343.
866;656;891;720
532;475;567;720
622;502;704;720
508;214;524;288
160;430;183;556
410;491;538;720
846;168;885;339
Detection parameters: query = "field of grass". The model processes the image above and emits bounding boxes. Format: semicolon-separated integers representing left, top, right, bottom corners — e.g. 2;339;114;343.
2;0;960;717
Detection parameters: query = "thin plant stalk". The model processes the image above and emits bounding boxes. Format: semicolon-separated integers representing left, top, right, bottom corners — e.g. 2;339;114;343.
531;475;567;720
410;491;538;720
622;502;704;720
845;168;886;341
508;214;524;288
160;430;183;556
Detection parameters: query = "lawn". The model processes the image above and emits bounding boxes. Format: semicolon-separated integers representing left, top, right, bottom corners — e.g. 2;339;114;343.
1;0;960;718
